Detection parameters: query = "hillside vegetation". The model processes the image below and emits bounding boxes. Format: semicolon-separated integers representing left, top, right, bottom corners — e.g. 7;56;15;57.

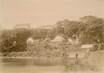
0;16;104;70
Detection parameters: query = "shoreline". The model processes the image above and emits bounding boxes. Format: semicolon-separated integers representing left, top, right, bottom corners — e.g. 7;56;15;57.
0;56;63;59
0;56;40;59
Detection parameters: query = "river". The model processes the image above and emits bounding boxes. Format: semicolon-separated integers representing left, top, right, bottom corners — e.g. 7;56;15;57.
0;57;101;73
0;57;65;73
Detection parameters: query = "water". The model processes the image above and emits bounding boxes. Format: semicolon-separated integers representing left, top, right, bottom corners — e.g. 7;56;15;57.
0;57;101;73
0;57;64;73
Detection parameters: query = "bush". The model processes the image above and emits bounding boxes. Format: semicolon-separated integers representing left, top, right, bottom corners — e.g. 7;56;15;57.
0;28;32;56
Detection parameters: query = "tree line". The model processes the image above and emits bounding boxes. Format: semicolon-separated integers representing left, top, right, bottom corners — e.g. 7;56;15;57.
0;16;104;56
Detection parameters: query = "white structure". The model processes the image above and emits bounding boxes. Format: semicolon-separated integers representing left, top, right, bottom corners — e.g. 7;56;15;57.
27;37;34;45
51;35;65;43
81;44;94;49
15;24;31;29
68;38;79;45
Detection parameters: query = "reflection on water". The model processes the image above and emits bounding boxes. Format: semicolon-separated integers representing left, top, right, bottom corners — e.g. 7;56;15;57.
0;58;64;73
1;58;33;66
0;58;99;73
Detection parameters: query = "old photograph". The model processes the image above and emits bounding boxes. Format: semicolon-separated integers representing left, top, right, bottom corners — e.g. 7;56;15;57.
0;0;104;73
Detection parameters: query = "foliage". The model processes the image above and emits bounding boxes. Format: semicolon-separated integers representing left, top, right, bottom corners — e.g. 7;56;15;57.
56;16;104;46
0;28;32;56
56;19;86;40
80;16;104;44
0;15;104;56
31;28;56;40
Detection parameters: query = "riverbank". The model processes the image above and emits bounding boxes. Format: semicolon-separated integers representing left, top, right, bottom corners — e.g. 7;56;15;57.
1;50;104;72
0;55;64;66
0;56;98;72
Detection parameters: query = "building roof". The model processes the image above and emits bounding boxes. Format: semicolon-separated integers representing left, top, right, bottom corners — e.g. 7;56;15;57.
51;35;65;43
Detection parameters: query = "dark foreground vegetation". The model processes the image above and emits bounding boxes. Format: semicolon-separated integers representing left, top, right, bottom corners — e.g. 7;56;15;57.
0;16;104;70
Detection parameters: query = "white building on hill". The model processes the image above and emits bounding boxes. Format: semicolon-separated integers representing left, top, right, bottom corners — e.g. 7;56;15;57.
51;35;65;43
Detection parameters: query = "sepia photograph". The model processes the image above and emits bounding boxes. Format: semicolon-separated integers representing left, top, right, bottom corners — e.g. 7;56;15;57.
0;0;104;73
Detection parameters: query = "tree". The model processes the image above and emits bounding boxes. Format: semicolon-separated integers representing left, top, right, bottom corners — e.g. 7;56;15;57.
56;19;85;40
14;28;32;51
0;30;17;56
31;28;57;40
80;16;104;49
56;16;104;50
0;28;32;56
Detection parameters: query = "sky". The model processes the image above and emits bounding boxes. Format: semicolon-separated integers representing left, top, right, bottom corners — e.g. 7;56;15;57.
0;0;104;29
